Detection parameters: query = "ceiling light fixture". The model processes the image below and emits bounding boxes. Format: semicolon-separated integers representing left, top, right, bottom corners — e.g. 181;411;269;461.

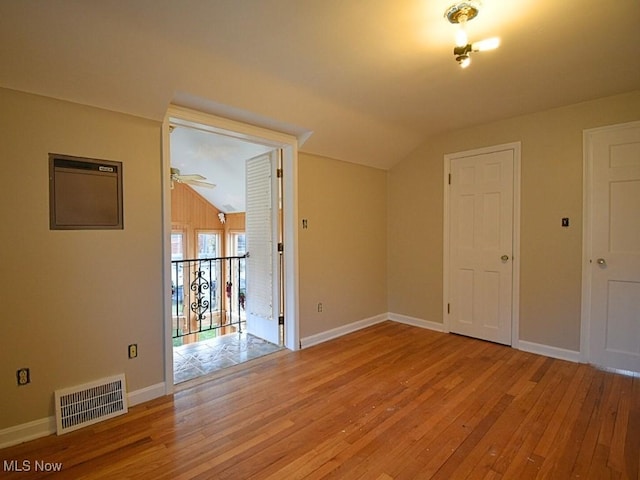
444;2;500;68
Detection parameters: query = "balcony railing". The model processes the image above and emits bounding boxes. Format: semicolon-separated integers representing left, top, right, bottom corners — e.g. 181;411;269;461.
171;255;246;340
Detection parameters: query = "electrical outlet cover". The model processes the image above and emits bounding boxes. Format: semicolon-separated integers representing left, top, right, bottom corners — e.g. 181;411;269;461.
17;368;30;386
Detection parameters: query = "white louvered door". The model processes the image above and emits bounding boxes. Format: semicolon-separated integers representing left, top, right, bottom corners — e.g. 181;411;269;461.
245;151;281;345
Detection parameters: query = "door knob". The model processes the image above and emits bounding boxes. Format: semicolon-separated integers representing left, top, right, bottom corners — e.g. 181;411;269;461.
501;255;509;261
596;258;606;266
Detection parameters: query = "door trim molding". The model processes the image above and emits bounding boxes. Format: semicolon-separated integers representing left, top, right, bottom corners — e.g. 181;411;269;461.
162;106;300;394
443;142;521;347
580;120;640;364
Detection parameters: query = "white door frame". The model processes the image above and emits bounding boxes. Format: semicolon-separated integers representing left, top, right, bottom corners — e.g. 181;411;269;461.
443;142;521;347
580;120;640;366
161;105;300;393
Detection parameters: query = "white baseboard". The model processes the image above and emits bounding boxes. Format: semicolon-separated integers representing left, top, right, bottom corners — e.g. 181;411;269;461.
300;313;388;348
388;312;445;332
128;382;166;407
517;340;582;363
388;313;582;365
0;416;56;450
0;382;166;449
299;313;446;349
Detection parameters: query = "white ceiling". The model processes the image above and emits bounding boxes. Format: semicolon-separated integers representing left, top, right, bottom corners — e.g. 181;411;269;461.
170;125;272;213
1;0;638;170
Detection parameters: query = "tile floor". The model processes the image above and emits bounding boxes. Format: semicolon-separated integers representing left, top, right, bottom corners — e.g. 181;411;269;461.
173;332;283;384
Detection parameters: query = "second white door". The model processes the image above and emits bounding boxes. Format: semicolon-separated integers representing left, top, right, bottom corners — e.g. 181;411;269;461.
447;146;516;345
585;121;640;373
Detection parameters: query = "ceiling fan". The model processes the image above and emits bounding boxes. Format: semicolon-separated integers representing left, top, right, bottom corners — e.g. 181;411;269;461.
170;167;216;189
445;1;500;68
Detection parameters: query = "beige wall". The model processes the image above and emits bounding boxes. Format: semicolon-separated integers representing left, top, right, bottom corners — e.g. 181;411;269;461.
0;88;163;429
0;90;389;431
2;84;638;433
298;153;387;338
388;90;640;351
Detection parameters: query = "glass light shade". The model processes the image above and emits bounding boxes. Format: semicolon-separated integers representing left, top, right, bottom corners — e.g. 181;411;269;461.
455;26;468;47
472;37;501;52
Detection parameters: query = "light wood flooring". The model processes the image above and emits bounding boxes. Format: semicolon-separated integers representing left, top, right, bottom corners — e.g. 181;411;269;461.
2;321;639;479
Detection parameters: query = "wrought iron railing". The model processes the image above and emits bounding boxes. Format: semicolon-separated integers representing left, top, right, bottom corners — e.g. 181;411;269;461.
171;255;246;340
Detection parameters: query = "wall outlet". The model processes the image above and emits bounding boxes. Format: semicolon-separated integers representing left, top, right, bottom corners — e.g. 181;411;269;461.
16;368;30;386
317;302;323;313
128;344;138;359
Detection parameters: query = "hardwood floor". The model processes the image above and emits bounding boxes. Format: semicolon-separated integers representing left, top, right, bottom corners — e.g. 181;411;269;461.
2;322;639;479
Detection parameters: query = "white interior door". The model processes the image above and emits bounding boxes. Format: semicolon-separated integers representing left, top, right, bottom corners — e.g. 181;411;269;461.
585;122;640;372
447;147;515;345
245;151;281;345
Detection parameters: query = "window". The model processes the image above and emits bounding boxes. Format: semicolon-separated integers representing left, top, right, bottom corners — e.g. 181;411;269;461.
196;231;221;310
197;231;220;259
228;232;246;312
230;232;246;256
171;232;185;315
171;232;185;261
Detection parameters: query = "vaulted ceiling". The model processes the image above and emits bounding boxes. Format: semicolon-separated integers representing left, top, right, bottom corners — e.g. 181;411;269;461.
1;0;638;170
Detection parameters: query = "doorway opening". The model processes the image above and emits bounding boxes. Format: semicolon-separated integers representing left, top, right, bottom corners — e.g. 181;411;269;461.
162;107;300;389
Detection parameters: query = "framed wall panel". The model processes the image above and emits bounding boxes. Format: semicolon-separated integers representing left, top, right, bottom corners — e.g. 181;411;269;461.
49;154;123;230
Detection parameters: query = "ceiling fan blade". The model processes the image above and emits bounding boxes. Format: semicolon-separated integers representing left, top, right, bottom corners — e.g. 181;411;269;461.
170;167;214;187
176;173;206;181
185;179;216;189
